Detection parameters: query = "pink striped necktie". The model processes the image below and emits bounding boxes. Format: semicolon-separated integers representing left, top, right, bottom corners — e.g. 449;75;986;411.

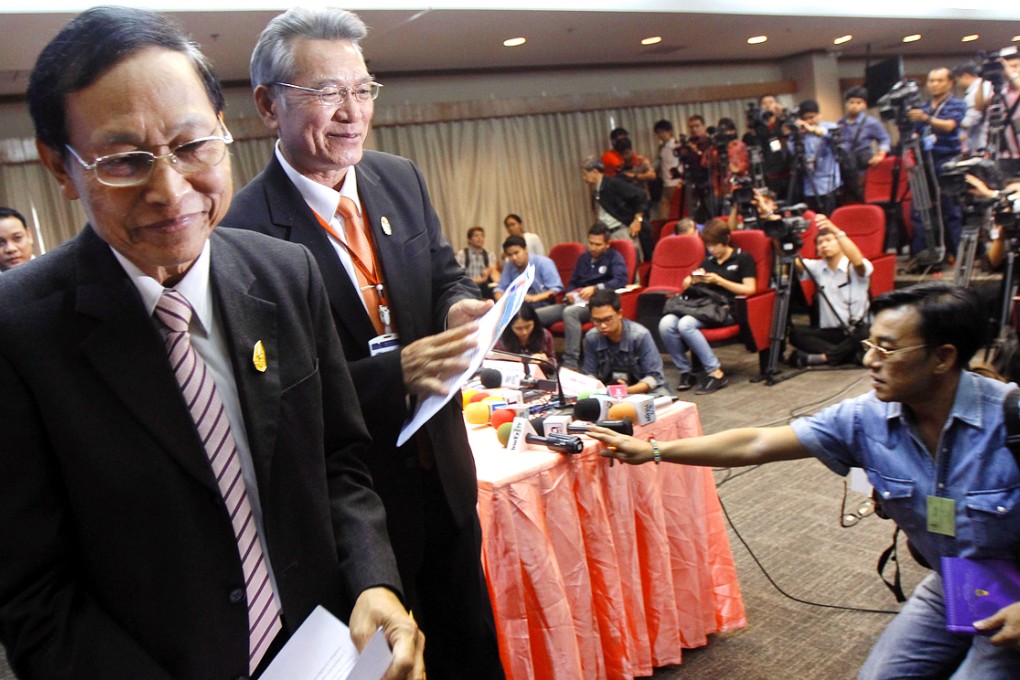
154;290;282;673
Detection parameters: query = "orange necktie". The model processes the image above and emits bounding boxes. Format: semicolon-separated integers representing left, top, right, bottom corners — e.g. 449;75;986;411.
336;197;385;335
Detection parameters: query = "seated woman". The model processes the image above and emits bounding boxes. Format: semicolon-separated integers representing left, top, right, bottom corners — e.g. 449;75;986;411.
494;303;556;364
658;219;757;395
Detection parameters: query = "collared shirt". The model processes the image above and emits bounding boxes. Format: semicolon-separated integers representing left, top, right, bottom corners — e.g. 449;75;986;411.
275;143;377;320
568;248;629;291
799;256;874;328
837;114;891;157
914;97;967;159
657;138;682;188
789;122;841;196
494;252;563;301
455;245;496;280
110;241;282;607
962;79;995;152
791;371;1020;571
582;318;666;392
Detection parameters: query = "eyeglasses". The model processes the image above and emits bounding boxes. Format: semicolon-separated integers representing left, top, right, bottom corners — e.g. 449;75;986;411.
65;127;233;187
859;339;930;360
840;481;876;528
272;81;382;105
591;315;618;327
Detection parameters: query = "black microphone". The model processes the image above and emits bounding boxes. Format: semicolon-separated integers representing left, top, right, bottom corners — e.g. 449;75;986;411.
488;349;570;409
476;368;502;389
529;416;546;437
572;398;603;422
567;419;634;437
525;433;584;454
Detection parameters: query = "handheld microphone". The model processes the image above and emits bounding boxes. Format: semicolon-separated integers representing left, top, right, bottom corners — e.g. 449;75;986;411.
476;368;503;389
573;398;603;422
525;433;584;454
567;419;634;437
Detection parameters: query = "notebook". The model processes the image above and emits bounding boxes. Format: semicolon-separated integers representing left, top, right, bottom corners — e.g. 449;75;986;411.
941;556;1020;635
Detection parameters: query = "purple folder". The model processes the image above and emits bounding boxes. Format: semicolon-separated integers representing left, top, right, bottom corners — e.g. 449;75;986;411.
941;557;1020;635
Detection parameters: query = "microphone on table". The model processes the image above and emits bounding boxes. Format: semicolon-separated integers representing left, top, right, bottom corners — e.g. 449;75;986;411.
525;433;584;454
488;349;571;409
567;419;634;437
476;368;503;389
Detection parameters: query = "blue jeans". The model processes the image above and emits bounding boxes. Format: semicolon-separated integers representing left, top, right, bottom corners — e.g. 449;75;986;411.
658;314;721;375
858;572;1020;679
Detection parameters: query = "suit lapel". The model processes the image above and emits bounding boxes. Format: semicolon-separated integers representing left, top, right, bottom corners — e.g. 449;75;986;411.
74;227;219;493
208;235;280;491
262;157;378;347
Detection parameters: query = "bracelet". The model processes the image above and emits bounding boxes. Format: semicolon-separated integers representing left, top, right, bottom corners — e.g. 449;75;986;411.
650;438;661;465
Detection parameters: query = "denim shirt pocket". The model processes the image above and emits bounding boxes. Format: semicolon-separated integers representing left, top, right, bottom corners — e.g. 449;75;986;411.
962;486;1020;555
869;471;920;533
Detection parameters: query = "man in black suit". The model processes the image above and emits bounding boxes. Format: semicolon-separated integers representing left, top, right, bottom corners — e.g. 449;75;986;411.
220;8;504;679
0;8;422;679
581;156;649;259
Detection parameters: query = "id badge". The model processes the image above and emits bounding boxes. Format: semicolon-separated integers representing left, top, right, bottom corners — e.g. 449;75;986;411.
369;332;400;356
770;138;782;153
927;495;956;537
923;134;936;152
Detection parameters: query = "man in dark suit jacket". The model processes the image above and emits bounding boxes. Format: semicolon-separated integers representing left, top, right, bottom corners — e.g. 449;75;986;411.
0;8;422;678
220;8;503;679
581;157;649;258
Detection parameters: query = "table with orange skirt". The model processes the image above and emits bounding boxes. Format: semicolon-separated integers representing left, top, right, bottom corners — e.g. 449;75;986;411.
470;401;747;680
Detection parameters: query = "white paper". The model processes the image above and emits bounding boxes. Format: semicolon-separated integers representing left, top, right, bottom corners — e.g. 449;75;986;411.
259;606;393;680
397;264;535;446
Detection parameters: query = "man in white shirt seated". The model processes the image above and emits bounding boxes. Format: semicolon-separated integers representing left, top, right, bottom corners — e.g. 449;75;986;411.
789;215;873;367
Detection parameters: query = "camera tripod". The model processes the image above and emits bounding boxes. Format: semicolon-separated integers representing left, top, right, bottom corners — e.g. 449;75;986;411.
901;133;946;266
752;238;806;385
952;203;994;287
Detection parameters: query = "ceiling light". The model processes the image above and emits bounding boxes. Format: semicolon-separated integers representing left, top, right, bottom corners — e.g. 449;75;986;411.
503;37;526;47
747;35;768;45
962;34;979;42
641;36;663;46
902;34;921;43
833;35;852;45
1012;35;1020;42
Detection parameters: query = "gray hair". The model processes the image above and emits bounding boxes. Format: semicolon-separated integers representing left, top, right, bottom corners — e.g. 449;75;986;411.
250;7;368;88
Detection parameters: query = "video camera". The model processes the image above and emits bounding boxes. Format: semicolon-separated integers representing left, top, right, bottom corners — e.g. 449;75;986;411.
763;203;810;252
979;46;1018;89
745;102;775;132
939;156;1003;197
878;80;924;130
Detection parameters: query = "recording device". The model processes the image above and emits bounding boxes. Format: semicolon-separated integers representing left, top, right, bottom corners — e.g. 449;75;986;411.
762;202;810;247
567;419;634;437
940;156;1003;197
979;46;1018;88
878;80;924;131
745;101;775;131
487;349;571;408
476;368;503;389
572;397;608;422
525;433;585;454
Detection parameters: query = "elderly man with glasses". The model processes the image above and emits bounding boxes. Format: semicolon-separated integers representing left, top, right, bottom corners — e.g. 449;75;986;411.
592;282;1020;679
0;6;424;678
221;8;503;679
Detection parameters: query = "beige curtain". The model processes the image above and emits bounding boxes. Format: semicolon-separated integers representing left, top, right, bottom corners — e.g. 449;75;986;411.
0;98;747;258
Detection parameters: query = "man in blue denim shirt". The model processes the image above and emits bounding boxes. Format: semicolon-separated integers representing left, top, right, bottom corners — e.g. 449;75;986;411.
590;283;1020;678
582;289;669;397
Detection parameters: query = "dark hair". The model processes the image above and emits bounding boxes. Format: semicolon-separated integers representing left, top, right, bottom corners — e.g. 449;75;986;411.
687;114;706;125
815;225;837;245
717;117;737;132
953;61;979;78
503;213;523;226
701;218;731;246
653;119;674;133
589;288;621;312
27;7;225;155
499;304;547;354
844;86;869;102
588;223;612;240
610;127;629;141
581;156;604;173
758;93;777;105
502;235;527;251
870;283;985;368
798;100;820;115
931;67;955;82
0;207;28;230
612;137;633;154
466;226;484;239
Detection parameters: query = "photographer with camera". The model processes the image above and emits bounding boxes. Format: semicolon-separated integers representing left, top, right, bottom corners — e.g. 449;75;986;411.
907;68;968;261
974;50;1020;158
788;216;873;367
728;186;779;230
678;115;713;223
966;173;1020;271
703;118;750;217
787;100;842;215
744;94;793;199
838;86;891;204
593;282;1020;678
654;119;683;220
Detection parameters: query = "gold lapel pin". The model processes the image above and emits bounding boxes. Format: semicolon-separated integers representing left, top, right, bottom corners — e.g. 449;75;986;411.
252;340;267;373
381;216;392;236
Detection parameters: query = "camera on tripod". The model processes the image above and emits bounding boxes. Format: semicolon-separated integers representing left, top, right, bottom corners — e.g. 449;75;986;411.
979;46;1018;88
878;80;924;130
745;102;774;131
762;204;810;251
939;156;1003;197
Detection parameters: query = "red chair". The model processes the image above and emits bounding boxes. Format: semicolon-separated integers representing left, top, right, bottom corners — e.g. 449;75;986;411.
830;204;896;298
699;230;775;361
864;155;911;205
548;242;584;291
609;238;637;285
658;220;680;242
635;234;706;347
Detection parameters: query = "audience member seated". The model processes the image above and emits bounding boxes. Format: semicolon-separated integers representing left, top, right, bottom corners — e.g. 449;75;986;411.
493;304;555;364
789;217;873;367
540;222;630;370
455;225;500;299
583;289;670;396
494;235;563;326
0;207;35;272
675;217;698;235
503;212;545;256
658;219;757;395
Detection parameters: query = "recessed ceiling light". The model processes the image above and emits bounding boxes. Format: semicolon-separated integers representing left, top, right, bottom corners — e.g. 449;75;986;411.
641;36;663;46
833;35;852;45
747;35;768;45
503;37;526;47
903;34;922;43
1013;35;1020;42
962;34;979;42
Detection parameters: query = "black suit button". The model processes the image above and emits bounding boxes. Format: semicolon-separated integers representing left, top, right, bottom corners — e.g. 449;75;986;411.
229;588;245;605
